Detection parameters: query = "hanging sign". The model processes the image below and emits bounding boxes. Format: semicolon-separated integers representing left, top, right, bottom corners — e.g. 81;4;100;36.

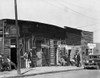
88;43;96;49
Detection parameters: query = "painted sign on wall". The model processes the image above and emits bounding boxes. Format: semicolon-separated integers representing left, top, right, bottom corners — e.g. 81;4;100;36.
50;39;55;65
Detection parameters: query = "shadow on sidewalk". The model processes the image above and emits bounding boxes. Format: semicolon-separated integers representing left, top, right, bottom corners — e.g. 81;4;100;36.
21;68;33;75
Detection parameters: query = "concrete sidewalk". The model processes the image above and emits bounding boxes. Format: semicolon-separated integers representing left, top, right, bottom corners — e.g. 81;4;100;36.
0;66;83;78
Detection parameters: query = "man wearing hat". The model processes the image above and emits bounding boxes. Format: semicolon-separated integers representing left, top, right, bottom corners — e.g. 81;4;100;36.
74;49;81;67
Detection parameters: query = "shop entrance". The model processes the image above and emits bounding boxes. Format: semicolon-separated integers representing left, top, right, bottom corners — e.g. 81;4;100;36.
11;48;17;69
42;47;50;66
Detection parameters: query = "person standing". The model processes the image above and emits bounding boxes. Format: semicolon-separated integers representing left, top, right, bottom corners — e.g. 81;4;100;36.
77;52;81;67
36;47;42;67
74;50;80;67
23;52;29;68
74;51;77;66
64;52;68;65
28;49;33;67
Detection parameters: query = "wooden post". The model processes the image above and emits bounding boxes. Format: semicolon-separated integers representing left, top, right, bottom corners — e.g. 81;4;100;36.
14;0;21;75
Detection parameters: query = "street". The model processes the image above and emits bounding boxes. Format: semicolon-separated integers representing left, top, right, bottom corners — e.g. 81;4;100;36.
24;69;100;78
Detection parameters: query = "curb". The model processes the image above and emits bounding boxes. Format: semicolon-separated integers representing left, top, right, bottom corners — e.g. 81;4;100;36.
2;68;83;78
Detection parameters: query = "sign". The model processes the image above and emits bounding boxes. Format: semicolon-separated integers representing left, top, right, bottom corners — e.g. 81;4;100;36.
88;43;96;49
50;39;55;65
9;26;17;37
41;44;49;48
5;25;17;37
4;48;10;56
10;45;16;48
58;45;72;49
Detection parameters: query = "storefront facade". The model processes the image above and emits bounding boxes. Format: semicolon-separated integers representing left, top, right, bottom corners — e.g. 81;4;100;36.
0;19;93;68
0;19;67;68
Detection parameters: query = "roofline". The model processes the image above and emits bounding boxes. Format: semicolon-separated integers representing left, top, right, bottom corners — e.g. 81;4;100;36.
1;18;64;29
64;26;82;31
0;18;93;33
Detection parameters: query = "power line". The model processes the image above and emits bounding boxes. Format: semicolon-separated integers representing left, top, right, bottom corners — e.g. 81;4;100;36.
43;0;100;30
56;1;100;20
77;23;100;28
44;0;100;20
43;0;64;10
63;0;92;11
55;1;100;29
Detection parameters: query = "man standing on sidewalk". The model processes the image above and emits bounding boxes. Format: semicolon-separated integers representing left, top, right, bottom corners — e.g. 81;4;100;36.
28;49;33;67
23;52;29;68
77;52;81;67
74;50;81;67
36;47;42;67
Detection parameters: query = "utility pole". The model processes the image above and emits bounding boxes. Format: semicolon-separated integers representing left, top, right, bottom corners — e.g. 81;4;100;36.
14;0;21;75
2;21;5;58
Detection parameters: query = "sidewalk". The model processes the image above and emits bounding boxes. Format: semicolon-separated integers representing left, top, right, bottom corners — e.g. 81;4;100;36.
0;66;83;78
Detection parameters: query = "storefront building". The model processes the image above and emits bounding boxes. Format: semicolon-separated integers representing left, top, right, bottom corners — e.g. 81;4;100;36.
0;19;67;68
0;19;93;68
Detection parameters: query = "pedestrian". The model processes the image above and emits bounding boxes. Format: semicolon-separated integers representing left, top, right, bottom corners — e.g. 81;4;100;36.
36;47;42;67
73;52;77;66
23;51;29;68
31;47;37;67
29;49;34;67
77;52;81;67
28;49;33;67
74;50;80;67
64;52;69;65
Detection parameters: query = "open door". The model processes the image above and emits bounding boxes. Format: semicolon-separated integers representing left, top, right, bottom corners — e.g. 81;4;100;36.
11;48;17;69
10;39;17;69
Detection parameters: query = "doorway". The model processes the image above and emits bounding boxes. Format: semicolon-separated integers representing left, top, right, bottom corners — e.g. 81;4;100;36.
11;48;17;69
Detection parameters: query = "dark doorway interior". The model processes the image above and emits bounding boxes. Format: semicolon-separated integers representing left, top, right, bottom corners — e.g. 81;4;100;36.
11;48;17;69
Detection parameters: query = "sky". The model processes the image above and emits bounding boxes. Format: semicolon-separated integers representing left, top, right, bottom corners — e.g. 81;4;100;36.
0;0;100;43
